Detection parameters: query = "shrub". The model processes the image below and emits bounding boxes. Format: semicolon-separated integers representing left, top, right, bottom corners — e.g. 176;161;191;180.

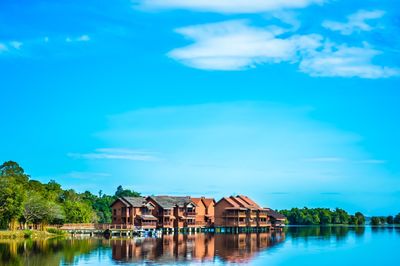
46;228;65;235
23;230;32;239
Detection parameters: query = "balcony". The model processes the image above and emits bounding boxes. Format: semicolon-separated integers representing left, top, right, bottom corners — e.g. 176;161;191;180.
223;211;246;217
185;211;196;216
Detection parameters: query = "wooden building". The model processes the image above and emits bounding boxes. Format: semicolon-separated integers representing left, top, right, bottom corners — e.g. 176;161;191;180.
146;196;198;229
214;195;275;228
110;197;157;229
191;197;215;228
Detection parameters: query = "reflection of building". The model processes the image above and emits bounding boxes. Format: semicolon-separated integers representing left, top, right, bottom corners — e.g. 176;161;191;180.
215;195;281;229
215;233;286;263
111;232;285;264
110;197;157;229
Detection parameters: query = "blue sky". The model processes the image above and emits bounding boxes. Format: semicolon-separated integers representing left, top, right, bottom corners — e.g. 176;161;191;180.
1;0;399;215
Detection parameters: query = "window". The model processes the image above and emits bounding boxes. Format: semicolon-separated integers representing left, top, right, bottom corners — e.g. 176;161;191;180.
113;209;117;215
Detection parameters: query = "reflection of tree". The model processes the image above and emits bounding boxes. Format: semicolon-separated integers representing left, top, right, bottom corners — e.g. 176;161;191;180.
0;238;102;266
286;226;367;241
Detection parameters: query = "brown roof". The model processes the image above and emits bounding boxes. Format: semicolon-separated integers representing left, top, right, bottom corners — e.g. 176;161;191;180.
222;197;242;208
265;208;286;220
230;196;252;209
238;195;260;208
191;197;204;207
202;198;215;208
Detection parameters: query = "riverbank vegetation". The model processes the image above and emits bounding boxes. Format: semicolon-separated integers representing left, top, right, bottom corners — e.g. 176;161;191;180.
279;208;366;225
0;161;140;230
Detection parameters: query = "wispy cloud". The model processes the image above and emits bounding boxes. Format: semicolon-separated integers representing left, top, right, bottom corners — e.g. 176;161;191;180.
168;20;321;71
299;43;400;78
168;20;399;78
67;148;160;161
137;0;326;14
304;157;345;162
66;35;91;43
323;10;385;35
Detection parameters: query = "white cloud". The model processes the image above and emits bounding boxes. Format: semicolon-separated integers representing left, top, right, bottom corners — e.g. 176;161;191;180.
68;148;160;161
66;35;90;43
168;20;321;70
138;0;325;14
322;10;385;35
300;44;400;78
168;20;399;78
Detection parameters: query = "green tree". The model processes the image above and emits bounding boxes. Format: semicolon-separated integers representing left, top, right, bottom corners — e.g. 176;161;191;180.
0;178;26;230
0;161;30;185
371;217;381;226
386;215;394;225
115;185;141;197
63;201;97;223
355;212;365;225
394;213;400;224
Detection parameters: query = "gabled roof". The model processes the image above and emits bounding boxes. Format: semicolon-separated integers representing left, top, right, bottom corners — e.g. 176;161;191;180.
265;208;286;220
149;196;192;209
110;196;149;208
238;195;260;208
202;198;215;208
191;197;204;207
123;197;147;207
217;197;242;209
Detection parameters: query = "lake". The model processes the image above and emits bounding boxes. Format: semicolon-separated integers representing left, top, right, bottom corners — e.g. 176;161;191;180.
1;226;399;265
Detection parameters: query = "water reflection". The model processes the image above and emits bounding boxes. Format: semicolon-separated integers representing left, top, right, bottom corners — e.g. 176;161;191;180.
111;232;285;263
5;226;398;265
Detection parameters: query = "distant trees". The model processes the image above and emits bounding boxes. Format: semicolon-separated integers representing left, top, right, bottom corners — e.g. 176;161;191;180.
386;216;394;225
395;214;400;224
115;185;141;198
279;208;365;225
0;161;141;230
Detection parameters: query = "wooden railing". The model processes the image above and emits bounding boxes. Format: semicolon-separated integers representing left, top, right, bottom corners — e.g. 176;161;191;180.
60;224;137;230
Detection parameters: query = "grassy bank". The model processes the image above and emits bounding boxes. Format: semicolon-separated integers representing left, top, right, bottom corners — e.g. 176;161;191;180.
0;229;66;240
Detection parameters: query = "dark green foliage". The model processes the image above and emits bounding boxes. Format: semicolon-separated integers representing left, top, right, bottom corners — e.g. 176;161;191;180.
394;213;400;224
280;208;365;225
386;216;394;224
0;161;141;228
23;230;32;238
371;216;382;226
115;185;141;197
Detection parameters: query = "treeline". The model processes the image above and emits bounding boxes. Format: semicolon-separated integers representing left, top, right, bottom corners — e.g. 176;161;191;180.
370;215;400;226
0;161;140;230
279;208;366;225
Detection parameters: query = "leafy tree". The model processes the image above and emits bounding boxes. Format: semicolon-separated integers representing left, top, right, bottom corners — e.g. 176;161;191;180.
0;161;30;185
63;200;97;223
386;216;394;225
115;185;141;197
371;217;381;226
354;212;365;225
394;213;400;224
0;178;26;230
23;193;64;228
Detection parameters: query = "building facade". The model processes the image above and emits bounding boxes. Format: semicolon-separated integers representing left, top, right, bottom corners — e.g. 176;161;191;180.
214;195;276;228
110;197;157;229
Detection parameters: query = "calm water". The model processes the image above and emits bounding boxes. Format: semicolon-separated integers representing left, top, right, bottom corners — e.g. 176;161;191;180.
1;227;399;265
